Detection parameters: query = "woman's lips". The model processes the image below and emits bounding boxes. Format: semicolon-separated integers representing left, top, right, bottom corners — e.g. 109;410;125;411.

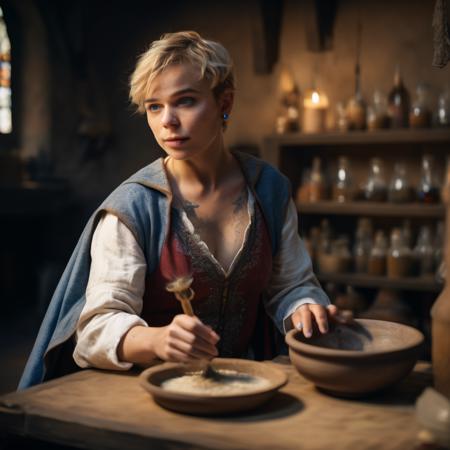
164;137;190;149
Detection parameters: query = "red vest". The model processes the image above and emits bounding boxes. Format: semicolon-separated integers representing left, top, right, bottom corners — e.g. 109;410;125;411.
141;203;275;358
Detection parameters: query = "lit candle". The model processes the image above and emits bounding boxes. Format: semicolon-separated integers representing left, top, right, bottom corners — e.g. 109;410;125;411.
303;89;329;133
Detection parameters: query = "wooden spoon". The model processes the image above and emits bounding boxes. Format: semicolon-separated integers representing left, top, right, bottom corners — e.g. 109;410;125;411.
165;276;221;380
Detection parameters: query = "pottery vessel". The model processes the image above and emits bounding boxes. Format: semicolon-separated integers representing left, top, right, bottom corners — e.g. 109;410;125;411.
139;358;288;415
286;319;424;397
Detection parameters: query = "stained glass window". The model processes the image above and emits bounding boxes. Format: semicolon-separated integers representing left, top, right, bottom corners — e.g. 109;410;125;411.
0;6;11;134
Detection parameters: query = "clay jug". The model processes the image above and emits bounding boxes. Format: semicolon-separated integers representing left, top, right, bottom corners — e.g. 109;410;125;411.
431;157;450;398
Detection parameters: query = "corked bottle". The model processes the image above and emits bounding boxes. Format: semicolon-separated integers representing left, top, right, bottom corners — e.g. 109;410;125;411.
431;157;450;398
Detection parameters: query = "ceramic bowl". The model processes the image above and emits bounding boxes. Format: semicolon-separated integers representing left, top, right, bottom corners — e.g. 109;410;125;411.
285;319;424;397
139;358;288;415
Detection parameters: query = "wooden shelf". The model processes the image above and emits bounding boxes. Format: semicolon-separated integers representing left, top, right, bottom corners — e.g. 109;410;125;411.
317;272;443;293
265;128;450;147
296;201;445;218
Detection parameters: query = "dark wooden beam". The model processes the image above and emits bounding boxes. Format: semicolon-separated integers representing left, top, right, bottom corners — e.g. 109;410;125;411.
306;0;338;52
253;0;284;74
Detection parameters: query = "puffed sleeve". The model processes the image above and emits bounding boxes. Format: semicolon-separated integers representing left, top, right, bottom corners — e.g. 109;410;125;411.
264;199;330;333
73;213;148;370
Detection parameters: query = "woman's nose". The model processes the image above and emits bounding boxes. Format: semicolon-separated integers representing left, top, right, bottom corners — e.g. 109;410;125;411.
161;107;179;128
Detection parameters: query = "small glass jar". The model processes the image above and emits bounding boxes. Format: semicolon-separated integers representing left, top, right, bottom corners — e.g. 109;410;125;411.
346;93;367;130
322;236;352;273
363;158;388;201
413;225;435;277
437;86;450;128
401;219;414;248
368;230;388;276
308;226;321;268
409;83;432;129
387;228;413;278
308;157;327;202
367;91;390;130
353;218;373;273
335;101;348;132
317;218;332;256
388;162;413;203
417;154;441;204
332;156;353;202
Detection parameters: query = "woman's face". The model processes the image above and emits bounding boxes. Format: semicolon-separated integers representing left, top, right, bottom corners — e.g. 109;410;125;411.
144;63;232;161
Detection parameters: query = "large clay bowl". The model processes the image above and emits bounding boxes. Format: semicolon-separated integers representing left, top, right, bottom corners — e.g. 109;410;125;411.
139;358;288;415
285;319;424;397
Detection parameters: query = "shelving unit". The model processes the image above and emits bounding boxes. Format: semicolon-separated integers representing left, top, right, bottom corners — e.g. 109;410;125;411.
261;128;449;322
316;273;443;293
263;129;450;158
296;201;445;218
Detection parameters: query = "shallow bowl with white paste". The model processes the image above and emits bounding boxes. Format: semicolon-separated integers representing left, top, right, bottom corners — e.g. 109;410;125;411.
139;358;288;415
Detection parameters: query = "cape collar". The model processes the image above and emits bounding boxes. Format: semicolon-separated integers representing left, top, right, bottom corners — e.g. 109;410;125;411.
124;151;264;196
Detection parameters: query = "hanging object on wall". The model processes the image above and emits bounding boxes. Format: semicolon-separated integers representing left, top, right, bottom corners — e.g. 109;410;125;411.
305;0;338;52
252;0;284;74
432;0;450;68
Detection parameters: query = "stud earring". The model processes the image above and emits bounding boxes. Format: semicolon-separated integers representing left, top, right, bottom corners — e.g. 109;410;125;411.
223;112;229;121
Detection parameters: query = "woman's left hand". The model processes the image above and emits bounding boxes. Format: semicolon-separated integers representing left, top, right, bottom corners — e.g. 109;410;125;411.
291;304;339;338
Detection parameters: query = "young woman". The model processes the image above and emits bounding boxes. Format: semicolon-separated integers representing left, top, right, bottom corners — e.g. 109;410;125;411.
19;31;335;389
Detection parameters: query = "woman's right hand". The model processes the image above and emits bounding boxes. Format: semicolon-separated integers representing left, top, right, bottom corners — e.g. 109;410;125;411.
153;314;220;362
118;315;220;365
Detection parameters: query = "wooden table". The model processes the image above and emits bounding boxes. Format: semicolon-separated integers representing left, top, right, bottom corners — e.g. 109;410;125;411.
0;359;431;450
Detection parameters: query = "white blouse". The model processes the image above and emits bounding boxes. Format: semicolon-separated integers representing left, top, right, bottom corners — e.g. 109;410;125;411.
73;194;328;370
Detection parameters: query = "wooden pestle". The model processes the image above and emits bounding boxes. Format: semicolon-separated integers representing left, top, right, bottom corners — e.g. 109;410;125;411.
166;276;195;317
165;276;220;379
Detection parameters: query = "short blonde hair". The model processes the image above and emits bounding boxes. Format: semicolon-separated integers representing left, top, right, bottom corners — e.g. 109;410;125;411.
129;31;235;114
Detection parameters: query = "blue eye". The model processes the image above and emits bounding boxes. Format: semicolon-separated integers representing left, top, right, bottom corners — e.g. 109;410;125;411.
177;97;195;106
147;104;161;112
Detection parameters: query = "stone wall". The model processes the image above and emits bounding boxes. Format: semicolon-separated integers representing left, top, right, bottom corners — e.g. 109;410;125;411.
9;0;450;207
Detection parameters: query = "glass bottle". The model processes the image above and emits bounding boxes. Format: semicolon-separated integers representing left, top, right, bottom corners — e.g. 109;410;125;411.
346;92;367;130
277;77;300;133
417;154;441;204
308;226;321;268
331;236;352;273
353;218;373;273
308;157;326;202
387;228;413;278
434;221;444;280
296;168;311;204
388;162;413;203
367;90;390;130
318;218;332;255
332;156;353;202
388;66;410;128
363;158;388;201
335;101;348;132
413;226;435;277
409;83;432;129
368;230;388;276
437;86;450;128
401;219;414;249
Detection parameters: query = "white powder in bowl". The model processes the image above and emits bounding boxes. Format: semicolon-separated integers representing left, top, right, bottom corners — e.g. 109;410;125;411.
161;369;270;396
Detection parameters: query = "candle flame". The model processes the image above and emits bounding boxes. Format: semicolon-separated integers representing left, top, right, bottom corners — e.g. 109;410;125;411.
311;91;320;104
